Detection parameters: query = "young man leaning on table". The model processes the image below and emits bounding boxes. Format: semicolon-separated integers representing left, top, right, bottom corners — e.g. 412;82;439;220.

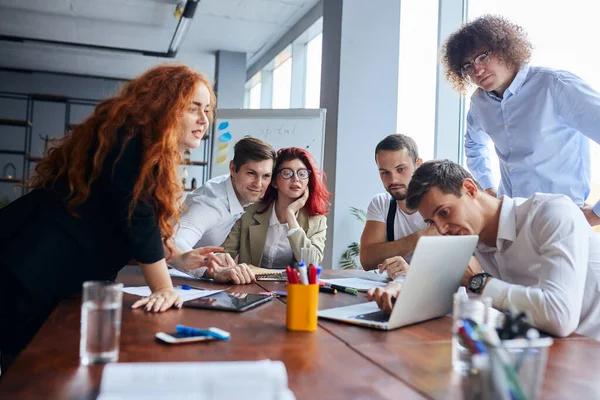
359;134;438;279
168;137;277;284
368;160;600;340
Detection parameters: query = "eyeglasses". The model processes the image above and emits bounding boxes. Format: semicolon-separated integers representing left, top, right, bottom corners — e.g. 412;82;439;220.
460;51;491;77
277;168;311;180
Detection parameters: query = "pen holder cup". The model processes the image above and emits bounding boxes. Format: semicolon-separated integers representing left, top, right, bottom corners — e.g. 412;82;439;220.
461;337;553;400
286;284;319;331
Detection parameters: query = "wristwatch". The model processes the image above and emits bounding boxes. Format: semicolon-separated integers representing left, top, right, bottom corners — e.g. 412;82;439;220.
468;273;492;294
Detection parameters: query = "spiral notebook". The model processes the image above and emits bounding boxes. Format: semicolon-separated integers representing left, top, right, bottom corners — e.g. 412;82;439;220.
248;265;287;281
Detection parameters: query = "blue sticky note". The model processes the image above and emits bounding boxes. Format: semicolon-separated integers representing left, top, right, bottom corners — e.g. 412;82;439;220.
219;132;232;142
218;121;229;131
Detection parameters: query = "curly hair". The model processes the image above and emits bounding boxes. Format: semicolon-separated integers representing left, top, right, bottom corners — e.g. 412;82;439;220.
260;147;332;216
30;64;216;257
441;15;532;94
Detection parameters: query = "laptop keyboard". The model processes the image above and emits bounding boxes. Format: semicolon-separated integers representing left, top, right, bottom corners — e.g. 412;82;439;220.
352;310;390;323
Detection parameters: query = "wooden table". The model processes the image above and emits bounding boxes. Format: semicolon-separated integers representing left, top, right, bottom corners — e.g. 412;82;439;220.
1;268;598;399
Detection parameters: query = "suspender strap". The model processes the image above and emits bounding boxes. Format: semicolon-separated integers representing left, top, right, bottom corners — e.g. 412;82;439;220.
386;198;397;242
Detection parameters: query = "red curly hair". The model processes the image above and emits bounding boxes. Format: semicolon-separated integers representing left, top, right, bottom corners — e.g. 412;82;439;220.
261;147;332;216
29;64;216;257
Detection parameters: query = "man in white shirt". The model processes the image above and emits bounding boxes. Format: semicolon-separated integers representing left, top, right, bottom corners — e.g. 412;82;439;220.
360;134;438;279
369;160;600;340
169;137;276;282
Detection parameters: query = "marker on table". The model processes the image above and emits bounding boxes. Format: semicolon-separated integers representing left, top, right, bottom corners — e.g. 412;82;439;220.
319;286;337;294
176;325;231;340
179;284;209;291
328;284;358;296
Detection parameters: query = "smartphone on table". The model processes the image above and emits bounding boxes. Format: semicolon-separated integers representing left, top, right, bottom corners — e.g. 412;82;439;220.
155;326;230;344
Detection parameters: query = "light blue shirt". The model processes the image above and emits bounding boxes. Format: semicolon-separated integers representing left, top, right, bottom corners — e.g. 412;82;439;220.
466;64;600;216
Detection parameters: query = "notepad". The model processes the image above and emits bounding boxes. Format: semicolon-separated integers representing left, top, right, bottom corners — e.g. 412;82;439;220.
97;360;296;400
248;265;287;281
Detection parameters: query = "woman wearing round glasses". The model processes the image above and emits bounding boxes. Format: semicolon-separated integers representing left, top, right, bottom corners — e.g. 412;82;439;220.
222;147;332;268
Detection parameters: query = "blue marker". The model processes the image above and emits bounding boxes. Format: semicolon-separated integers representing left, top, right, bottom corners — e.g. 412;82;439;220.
176;325;231;340
179;284;207;291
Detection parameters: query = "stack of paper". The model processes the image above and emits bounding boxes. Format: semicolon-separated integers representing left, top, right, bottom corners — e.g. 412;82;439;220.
98;360;295;400
319;278;391;292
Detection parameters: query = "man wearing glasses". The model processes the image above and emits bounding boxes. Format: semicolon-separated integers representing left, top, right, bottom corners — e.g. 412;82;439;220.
442;15;600;226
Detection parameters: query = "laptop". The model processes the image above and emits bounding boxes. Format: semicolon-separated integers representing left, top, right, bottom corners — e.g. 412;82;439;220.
317;235;479;330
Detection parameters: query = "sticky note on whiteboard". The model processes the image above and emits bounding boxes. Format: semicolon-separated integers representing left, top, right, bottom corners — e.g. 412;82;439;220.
218;143;229;151
216;155;228;164
219;132;232;141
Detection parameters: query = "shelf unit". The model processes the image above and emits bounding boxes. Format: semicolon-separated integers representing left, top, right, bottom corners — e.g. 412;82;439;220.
0;91;98;197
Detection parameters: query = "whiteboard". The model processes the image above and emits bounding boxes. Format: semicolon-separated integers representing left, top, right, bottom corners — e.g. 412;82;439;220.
209;109;326;178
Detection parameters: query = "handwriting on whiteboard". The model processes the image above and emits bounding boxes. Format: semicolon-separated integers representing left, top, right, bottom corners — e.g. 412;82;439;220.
261;124;298;139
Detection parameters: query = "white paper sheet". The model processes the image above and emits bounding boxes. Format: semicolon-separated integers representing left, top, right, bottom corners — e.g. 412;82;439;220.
97;360;296;400
319;278;391;292
121;286;225;302
168;268;194;279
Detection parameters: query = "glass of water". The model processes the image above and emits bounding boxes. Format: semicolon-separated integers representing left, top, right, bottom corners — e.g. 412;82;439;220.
452;293;492;372
80;281;123;366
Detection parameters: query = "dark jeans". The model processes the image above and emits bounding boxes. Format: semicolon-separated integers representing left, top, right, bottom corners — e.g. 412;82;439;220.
0;265;56;375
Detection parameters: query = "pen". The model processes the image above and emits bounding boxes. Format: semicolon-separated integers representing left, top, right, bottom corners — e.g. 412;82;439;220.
297;262;309;285
308;265;317;284
461;319;487;354
319;286;337;294
179;284;207;291
329;284;358;296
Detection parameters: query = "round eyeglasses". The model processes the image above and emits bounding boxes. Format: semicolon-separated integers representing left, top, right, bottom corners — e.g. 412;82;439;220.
277;168;311;180
460;51;491;77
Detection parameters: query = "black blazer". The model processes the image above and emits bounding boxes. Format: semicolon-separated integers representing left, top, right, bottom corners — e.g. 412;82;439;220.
0;132;165;302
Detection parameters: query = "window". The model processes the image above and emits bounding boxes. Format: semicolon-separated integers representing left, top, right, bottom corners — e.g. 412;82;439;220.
305;33;322;108
245;72;262;109
466;0;600;204
248;83;261;109
272;49;292;109
396;0;439;162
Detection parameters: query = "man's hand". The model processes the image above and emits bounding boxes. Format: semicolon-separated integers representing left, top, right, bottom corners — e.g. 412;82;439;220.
178;246;225;271
377;256;409;280
367;282;403;313
420;224;440;237
460;256;484;288
485;187;498;197
581;205;600;227
208;263;256;284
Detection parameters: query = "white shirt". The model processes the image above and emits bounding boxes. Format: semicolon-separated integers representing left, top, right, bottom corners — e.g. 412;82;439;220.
479;194;600;340
173;174;246;277
366;193;426;263
261;205;300;269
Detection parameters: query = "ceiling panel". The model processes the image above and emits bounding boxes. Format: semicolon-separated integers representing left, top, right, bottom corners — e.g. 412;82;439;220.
69;0;176;26
0;0;320;77
182;14;278;53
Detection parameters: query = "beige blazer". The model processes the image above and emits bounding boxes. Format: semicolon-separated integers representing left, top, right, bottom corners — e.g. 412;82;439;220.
221;201;327;267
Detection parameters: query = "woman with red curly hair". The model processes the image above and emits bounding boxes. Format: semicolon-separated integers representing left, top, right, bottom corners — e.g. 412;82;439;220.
222;147;332;268
0;64;218;371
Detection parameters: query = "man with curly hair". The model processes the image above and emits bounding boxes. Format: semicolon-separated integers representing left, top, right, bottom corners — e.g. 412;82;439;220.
441;15;600;226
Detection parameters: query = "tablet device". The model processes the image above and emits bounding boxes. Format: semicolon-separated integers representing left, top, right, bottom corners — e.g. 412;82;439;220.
184;291;273;312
